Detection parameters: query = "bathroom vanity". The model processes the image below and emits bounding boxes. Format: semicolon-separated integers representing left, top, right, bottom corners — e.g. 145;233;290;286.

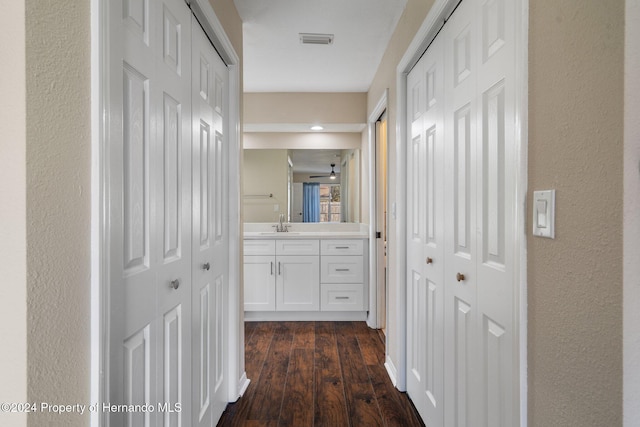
243;223;369;321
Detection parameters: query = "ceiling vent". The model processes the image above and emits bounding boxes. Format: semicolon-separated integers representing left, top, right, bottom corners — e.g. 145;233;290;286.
299;33;334;45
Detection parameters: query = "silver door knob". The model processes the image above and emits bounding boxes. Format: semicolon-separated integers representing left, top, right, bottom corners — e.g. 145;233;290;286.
203;262;210;271
170;279;180;290
456;273;465;282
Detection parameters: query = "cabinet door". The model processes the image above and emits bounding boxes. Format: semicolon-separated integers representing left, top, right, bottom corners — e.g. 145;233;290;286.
276;255;320;311
244;256;276;311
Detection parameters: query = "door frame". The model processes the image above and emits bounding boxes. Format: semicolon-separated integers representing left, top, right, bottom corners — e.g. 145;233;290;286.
393;0;528;422
367;89;388;330
90;0;245;425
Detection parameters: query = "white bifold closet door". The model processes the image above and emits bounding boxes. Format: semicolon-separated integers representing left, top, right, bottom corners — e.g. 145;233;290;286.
406;0;518;426
191;15;230;427
108;1;229;426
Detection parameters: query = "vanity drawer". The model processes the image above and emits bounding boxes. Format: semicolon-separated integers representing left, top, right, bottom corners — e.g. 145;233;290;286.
321;239;364;256
244;239;276;256
321;256;364;283
321;284;364;311
276;239;319;256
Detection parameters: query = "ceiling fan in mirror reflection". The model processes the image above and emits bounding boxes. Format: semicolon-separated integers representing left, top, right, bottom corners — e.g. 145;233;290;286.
310;163;337;180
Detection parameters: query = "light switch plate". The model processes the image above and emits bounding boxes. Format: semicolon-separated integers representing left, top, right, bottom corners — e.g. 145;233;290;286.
533;190;555;238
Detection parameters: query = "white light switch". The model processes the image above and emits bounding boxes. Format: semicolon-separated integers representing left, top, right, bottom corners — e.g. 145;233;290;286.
533;190;555;238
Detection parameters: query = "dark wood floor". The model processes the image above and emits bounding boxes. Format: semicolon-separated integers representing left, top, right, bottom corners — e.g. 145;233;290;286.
218;321;424;427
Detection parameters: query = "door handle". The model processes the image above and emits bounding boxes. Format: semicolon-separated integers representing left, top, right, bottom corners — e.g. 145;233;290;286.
203;262;210;271
278;262;281;275
170;279;180;290
270;261;274;275
426;257;433;264
456;273;465;282
335;268;350;272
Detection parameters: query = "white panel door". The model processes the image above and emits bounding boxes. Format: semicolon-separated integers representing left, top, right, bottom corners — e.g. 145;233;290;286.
443;1;479;425
109;0;192;426
406;29;446;426
474;0;517;424
406;1;518;426
191;16;230;427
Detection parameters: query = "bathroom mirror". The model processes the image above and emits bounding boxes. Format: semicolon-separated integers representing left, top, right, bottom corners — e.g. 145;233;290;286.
243;148;360;223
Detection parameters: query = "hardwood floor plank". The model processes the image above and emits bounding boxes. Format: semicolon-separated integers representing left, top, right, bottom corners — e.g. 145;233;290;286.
314;322;349;427
278;349;315;426
368;363;425;427
354;321;385;366
335;322;384;426
247;322;295;421
335;322;373;384
347;382;384;427
218;322;278;426
218;321;423;427
245;322;277;378
292;321;315;349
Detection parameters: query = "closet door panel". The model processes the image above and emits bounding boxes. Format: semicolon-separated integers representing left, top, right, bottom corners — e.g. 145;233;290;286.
406;33;445;427
154;3;193;427
191;16;230;426
475;0;517;424
443;1;479;425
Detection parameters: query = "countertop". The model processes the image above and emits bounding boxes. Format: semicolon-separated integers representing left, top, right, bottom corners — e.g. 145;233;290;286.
243;223;369;240
243;231;369;240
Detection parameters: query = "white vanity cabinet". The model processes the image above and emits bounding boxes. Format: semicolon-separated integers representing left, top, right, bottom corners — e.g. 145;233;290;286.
243;240;276;310
320;240;365;311
243;237;367;320
244;240;320;312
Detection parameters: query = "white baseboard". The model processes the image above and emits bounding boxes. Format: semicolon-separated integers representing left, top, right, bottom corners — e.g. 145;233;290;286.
244;311;368;322
236;372;250;401
384;355;398;388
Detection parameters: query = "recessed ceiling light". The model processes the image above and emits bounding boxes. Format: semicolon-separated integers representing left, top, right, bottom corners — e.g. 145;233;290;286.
310;125;324;131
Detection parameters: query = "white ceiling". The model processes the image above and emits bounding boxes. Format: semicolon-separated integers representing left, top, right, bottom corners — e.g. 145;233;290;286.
233;0;407;92
290;149;342;174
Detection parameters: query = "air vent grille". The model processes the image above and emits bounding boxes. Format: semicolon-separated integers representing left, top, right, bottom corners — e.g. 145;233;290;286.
299;33;334;45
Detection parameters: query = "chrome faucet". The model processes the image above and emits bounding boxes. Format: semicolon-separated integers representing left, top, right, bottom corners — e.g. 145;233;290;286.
274;213;289;232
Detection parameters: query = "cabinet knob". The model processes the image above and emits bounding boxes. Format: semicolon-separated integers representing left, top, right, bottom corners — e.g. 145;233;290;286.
203;262;210;271
456;273;465;282
170;279;180;290
426;257;433;264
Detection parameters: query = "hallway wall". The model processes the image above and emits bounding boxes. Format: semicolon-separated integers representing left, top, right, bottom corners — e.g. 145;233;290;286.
528;1;624;425
24;0;92;425
0;3;27;427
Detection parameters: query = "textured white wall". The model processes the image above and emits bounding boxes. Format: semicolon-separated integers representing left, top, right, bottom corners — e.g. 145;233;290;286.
245;92;366;124
528;1;624;425
0;2;27;427
624;0;640;424
366;0;433;385
25;0;92;425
